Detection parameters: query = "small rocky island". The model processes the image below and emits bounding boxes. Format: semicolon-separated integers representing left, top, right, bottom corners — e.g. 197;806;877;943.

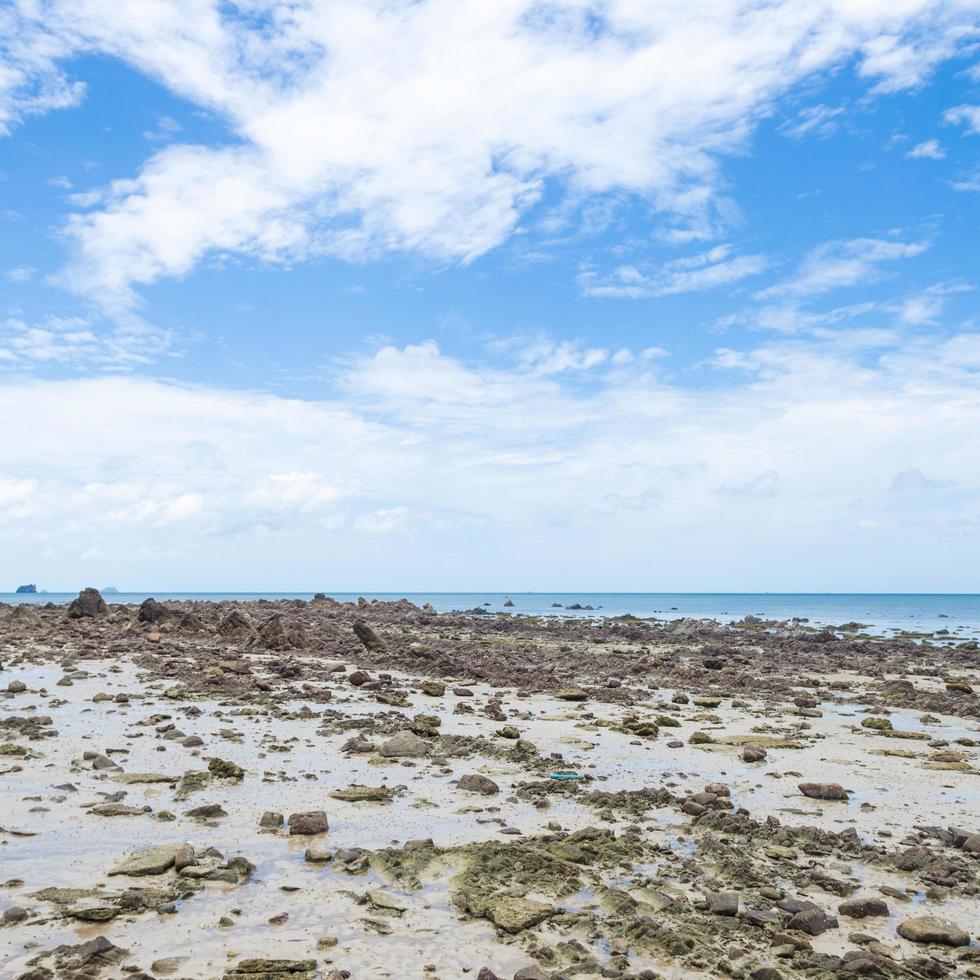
13;584;37;594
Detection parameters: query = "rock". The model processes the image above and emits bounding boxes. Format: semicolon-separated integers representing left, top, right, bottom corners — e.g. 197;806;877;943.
208;757;244;779
458;773;500;795
305;846;332;863
6;680;26;694
329;785;393;802
3;906;28;923
378;730;428;758
348;670;371;686
962;833;980;854
487;896;557;933
225;959;317;976
861;717;893;731
838;897;889;918
513;969;549;980
352;620;385;652
66;587;107;619
421;681;446;696
477;970;502;980
138;597;172;623
742;743;767;762
89;803;147;817
897;915;970;947
217;610;253;635
787;907;838;935
798;782;848;801
186;802;228;818
259;810;284;830
555;688;588;701
288;810;329;835
108;843;187;876
708;891;739;916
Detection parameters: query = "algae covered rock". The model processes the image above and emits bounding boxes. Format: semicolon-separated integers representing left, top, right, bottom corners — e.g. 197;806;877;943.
487;896;557;933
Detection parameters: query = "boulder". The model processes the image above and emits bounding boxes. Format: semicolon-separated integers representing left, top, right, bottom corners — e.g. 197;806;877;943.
897;915;970;947
66;588;107;619
378;730;428;758
798;782;849;801
352;620;385;652
288;811;329;835
457;773;500;795
838;897;889;919
138;597;172;623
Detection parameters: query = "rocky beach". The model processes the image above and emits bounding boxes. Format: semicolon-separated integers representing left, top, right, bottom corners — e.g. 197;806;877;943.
0;591;977;980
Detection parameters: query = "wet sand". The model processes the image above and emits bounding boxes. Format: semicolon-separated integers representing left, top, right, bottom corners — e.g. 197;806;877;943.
0;594;977;979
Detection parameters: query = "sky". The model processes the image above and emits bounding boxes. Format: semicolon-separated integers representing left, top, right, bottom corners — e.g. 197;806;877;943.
1;0;979;593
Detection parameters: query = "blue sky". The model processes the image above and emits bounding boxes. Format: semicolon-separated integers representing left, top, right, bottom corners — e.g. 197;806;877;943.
1;1;979;591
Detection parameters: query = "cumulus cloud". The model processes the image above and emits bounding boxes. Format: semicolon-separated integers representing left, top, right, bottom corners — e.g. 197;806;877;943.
944;103;980;133
906;138;945;158
1;1;978;308
2;327;980;588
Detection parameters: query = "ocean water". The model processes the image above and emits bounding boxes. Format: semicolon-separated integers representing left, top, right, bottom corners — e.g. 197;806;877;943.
3;591;980;638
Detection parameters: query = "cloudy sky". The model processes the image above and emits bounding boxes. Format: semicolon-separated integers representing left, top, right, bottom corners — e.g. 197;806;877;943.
1;0;979;592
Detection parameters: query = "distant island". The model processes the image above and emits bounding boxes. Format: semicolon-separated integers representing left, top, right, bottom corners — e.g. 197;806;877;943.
103;587;120;594
15;584;37;593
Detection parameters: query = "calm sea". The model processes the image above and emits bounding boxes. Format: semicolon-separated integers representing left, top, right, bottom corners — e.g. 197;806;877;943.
2;592;980;638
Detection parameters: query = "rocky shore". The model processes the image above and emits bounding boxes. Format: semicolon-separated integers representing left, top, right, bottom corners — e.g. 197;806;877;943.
0;591;977;979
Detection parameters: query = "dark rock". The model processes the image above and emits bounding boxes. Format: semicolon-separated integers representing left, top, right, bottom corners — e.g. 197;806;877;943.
288;811;329;835
458;773;500;795
138;597;171;623
352;621;385;652
66;588;107;619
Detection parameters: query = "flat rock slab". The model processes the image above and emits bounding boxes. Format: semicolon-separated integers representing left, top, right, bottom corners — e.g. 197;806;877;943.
487;897;557;933
329;785;393;802
109;842;188;876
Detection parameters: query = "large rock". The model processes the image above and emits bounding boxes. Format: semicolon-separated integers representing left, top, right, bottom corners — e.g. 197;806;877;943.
457;773;500;795
378;730;428;758
217;609;253;636
798;782;848;801
288;811;329;835
897;915;970;947
138;597;172;623
838;897;889;918
108;843;187;876
486;897;556;933
66;588;107;619
352;620;385;652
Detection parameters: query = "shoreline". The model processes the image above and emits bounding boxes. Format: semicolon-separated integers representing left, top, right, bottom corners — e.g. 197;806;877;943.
1;592;977;979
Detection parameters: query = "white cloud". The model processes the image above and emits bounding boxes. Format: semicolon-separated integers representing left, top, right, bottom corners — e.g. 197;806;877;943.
0;315;168;369
580;244;767;298
2;327;980;589
756;237;929;299
780;104;845;140
944;103;980;133
1;1;977;308
906;138;945;158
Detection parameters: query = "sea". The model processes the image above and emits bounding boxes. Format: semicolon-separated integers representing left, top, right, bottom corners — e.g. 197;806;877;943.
3;592;980;639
